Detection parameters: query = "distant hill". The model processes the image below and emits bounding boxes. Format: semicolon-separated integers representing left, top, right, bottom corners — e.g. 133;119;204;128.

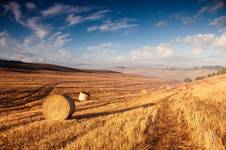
113;67;219;81
193;65;224;70
0;60;118;73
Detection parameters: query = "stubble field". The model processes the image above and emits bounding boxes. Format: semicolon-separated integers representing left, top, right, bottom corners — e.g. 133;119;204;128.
0;69;225;150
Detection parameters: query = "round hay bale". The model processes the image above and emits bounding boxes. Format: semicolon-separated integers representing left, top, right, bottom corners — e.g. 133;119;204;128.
183;84;188;88
140;89;148;95
42;95;75;120
78;91;90;101
166;86;171;90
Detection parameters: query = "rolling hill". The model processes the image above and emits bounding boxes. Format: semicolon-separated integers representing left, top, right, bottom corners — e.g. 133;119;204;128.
0;60;118;73
113;67;219;81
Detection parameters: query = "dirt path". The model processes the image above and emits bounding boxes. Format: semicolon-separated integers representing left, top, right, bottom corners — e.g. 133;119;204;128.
143;92;201;150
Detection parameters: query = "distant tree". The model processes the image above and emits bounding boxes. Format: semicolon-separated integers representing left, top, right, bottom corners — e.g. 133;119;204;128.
184;78;192;82
208;74;213;78
195;76;205;80
208;72;217;78
217;68;226;75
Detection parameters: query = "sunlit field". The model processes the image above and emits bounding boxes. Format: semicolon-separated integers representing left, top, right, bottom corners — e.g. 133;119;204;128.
0;68;225;149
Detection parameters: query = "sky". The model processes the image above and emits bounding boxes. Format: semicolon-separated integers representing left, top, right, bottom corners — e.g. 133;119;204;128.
0;0;226;68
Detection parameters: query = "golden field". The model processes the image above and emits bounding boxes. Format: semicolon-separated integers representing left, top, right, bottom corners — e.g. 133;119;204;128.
0;69;226;150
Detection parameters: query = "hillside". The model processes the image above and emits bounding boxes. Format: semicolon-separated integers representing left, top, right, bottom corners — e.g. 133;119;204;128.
114;67;219;81
0;60;117;74
0;69;225;149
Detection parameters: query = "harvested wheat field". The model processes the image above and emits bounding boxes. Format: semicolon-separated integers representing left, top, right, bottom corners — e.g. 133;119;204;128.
0;68;226;150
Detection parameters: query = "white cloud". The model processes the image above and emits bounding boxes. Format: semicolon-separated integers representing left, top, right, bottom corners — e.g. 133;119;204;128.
155;20;168;27
49;32;72;46
76;42;121;64
85;10;110;21
87;19;138;32
176;32;226;55
25;2;36;10
26;17;50;39
126;32;226;65
175;14;199;25
0;31;9;47
6;1;25;26
65;10;110;26
41;3;90;17
210;16;226;27
130;43;176;60
213;32;226;49
8;1;21;22
66;15;83;26
176;33;215;55
199;0;225;14
0;31;72;65
86;42;118;52
1;30;226;67
3;2;49;39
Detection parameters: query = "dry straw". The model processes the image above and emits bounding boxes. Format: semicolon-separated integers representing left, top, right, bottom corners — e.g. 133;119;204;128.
140;89;148;95
78;91;90;101
42;95;75;120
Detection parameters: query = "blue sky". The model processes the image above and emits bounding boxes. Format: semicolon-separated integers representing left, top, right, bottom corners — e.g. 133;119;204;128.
0;0;226;68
